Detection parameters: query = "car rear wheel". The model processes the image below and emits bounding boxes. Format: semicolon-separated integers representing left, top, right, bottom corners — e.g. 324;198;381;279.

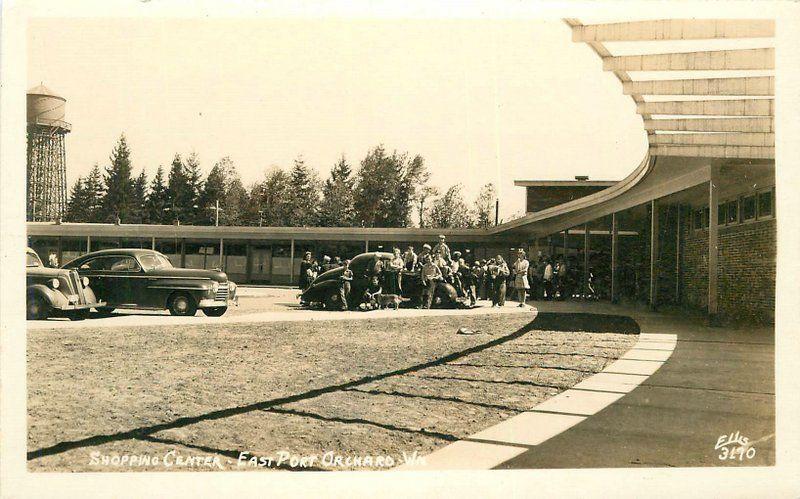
168;292;197;316
27;293;50;320
96;306;115;315
202;307;227;317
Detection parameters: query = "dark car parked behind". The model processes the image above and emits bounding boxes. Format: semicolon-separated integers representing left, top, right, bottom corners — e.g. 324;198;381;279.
26;247;104;320
62;249;237;316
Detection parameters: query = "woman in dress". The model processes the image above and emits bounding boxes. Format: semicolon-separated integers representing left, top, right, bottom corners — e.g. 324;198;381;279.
513;249;530;307
491;255;510;307
299;252;313;290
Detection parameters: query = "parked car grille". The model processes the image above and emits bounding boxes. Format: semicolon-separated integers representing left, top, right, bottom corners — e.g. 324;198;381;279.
68;270;86;303
215;283;229;302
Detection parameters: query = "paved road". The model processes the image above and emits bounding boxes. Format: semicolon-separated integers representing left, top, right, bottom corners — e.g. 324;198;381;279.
494;301;775;468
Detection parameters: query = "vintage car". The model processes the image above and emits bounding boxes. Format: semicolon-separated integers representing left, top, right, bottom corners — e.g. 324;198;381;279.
62;249;237;317
300;251;460;310
26;247;105;320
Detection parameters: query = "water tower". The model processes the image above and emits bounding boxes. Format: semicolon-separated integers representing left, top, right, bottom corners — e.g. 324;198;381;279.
27;84;71;222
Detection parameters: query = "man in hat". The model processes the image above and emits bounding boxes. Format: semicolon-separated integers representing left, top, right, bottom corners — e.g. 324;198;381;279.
321;255;334;272
432;234;451;263
417;243;432;271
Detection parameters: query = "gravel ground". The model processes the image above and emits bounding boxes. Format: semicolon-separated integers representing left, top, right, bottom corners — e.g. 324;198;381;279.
28;311;637;471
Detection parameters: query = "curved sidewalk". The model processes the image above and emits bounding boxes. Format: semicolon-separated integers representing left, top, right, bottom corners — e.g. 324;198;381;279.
494;301;775;468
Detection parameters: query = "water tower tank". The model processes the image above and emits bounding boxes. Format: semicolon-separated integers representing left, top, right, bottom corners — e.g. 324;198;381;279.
27;84;67;127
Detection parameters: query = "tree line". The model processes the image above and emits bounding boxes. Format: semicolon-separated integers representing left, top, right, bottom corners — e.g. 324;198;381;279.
64;134;499;229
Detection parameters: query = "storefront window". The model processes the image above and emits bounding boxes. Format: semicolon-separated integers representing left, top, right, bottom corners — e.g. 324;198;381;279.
742;195;757;221
717;202;727;225
726;199;739;224
758;189;773;218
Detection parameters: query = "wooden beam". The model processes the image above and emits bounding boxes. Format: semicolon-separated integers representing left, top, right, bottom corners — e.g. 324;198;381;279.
649;132;774;147
675;204;681;304
603;48;774;71
573;19;774;42
622;76;774;96
649;144;774;159
289;238;295;285
637;99;773;116
584;223;590;296
643;117;773;132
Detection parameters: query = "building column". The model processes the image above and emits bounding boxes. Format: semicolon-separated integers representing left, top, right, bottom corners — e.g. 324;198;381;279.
245;243;252;283
675;204;681;304
219;238;224;270
611;212;618;304
86;235;91;253
289;238;295;285
57;236;63;266
562;229;568;258
151;236;156;250
583;224;590;295
365;240;369;252
708;178;719;323
180;239;186;268
649;199;659;310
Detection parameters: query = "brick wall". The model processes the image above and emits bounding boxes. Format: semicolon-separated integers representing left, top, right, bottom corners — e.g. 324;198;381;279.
679;215;775;323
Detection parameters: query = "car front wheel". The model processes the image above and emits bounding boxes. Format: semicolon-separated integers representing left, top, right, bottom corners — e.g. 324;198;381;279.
96;306;115;315
202;307;227;317
27;293;50;320
168;292;197;316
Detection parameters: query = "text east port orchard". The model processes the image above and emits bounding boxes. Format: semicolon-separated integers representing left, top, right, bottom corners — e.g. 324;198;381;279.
89;450;426;469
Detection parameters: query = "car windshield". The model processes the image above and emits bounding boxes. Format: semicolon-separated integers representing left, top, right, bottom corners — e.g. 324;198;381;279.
138;253;173;271
26;252;42;267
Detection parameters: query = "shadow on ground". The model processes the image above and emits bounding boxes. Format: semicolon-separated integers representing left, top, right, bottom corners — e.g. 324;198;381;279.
528;312;640;335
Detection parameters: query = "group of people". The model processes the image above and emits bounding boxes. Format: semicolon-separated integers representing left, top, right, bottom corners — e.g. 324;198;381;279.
297;234;597;311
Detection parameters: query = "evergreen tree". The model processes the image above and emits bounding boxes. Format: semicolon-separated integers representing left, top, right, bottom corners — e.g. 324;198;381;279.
83;164;106;223
472;183;498;228
166;154;196;224
286;156;321;226
130;170;149;224
428;184;475;229
183;152;204;224
251;167;292;226
317;155;356;227
354;146;429;227
146;166;170;224
101;135;135;223
64;177;89;222
197;159;227;225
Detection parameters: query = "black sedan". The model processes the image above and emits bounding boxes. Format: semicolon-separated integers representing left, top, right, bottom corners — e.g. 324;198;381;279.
300;251;459;310
62;249;237;316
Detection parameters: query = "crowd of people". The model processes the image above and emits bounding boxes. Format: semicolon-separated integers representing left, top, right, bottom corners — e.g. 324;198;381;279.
298;235;599;311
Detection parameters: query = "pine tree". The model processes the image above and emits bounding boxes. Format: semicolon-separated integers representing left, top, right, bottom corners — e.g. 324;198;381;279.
472;183;498;228
146;166;170;224
197;158;227;225
83;163;106;223
101;135;135;223
64;177;89;222
286;156;321;227
130;170;149;224
317;155;356;227
183;152;204;224
428;184;475;229
251;167;292;226
166;154;197;224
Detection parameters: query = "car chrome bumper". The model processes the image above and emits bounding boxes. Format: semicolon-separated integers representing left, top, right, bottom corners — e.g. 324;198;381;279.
54;300;106;311
198;298;236;308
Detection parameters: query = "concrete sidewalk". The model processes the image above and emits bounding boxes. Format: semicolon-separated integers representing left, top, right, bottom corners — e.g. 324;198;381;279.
495;300;775;468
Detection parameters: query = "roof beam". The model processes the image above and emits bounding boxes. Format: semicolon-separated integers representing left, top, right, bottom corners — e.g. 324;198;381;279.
637;99;773;116
622;76;774;96
649;144;774;159
573;19;774;42
649;132;774;147
643;117;773;132
603;48;774;71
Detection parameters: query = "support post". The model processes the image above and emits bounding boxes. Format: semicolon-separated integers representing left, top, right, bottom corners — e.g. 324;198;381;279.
57;236;63;266
289;238;295;285
245;243;252;284
611;213;619;304
151;236;156;250
583;224;590;295
180;239;186;268
219;238;224;270
86;235;91;254
563;229;568;258
365;240;369;252
649;200;659;310
708;178;719;323
675;204;681;303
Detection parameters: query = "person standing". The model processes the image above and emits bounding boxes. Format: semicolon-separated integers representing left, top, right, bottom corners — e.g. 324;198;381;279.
491;255;510;307
513;249;530;307
47;249;59;268
403;246;418;271
475;259;487;301
298;252;313;290
338;260;353;310
419;255;443;309
543;258;554;300
432;234;451;263
557;258;568;300
387;247;404;294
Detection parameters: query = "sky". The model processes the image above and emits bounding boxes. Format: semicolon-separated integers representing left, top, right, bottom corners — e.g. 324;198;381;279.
27;17;649;221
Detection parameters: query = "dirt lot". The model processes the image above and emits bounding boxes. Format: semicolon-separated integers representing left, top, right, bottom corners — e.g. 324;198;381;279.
28;311;637;471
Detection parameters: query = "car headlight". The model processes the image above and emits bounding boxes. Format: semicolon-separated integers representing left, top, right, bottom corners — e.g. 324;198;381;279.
82;276;90;287
212;281;219;293
50;278;60;289
229;281;237;292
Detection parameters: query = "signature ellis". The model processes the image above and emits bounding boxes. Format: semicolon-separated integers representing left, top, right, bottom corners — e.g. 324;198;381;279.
715;431;756;461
